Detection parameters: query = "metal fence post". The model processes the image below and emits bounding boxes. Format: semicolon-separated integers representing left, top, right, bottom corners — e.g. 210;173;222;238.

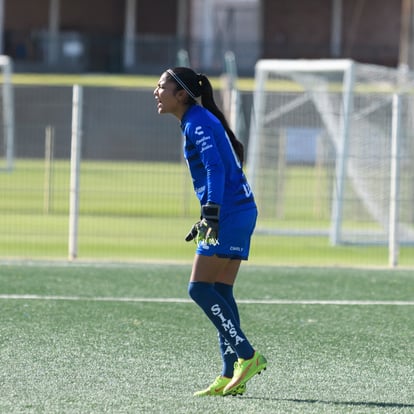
68;85;83;260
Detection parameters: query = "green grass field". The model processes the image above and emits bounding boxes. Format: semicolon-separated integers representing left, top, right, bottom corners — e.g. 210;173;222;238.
0;262;413;413
1;159;414;267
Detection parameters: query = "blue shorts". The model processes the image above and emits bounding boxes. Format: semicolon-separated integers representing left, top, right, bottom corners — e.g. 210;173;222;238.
196;207;258;260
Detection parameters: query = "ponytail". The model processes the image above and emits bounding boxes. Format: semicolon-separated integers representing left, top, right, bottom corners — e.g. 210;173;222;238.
198;74;245;164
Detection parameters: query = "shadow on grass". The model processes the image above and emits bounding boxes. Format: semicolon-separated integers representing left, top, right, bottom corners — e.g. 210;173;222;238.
245;397;414;410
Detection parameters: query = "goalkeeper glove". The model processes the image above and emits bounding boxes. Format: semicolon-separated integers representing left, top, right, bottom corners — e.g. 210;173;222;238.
185;203;220;246
185;221;200;242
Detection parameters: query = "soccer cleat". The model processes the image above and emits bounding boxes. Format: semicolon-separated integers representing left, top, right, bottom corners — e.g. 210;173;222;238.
223;351;267;396
194;375;246;397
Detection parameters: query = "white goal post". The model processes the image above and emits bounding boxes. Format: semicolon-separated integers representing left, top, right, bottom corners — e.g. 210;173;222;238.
246;59;414;251
0;55;14;171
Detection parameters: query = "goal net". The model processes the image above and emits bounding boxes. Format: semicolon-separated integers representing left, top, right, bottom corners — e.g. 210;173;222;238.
246;59;414;245
0;55;14;171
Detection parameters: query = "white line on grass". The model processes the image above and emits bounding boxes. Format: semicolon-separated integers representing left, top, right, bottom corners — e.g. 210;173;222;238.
0;294;413;306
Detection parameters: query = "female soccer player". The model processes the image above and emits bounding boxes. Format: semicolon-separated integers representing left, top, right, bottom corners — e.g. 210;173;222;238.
154;67;267;396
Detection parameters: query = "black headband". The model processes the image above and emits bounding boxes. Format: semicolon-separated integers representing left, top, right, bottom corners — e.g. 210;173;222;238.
167;69;197;99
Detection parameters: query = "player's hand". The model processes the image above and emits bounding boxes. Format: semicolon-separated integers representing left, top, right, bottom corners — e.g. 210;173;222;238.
185;221;200;242
195;218;219;245
185;203;220;245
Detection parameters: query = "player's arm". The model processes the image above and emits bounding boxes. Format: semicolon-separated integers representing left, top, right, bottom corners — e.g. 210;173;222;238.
185;123;223;245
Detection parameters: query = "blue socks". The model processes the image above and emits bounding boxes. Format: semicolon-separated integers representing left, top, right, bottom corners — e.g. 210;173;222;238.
214;282;240;325
188;281;254;372
214;282;240;377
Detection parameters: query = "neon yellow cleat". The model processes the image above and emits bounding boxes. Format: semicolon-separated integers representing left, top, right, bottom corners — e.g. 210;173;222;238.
194;375;246;397
223;351;267;396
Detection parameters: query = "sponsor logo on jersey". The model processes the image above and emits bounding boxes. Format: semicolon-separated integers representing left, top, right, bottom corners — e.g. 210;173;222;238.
199;144;213;153
196;136;210;145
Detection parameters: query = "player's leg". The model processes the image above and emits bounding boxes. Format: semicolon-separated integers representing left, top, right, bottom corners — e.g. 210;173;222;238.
218;256;267;395
191;208;267;396
214;259;241;379
189;255;254;396
191;256;267;396
188;254;254;359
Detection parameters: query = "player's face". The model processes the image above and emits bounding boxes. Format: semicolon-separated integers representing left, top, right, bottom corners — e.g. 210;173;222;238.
154;73;181;116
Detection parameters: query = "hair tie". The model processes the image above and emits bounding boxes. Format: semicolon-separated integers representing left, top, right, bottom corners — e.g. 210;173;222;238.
197;73;204;85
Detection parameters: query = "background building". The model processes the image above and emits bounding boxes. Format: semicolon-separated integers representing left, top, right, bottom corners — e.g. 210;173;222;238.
1;0;410;75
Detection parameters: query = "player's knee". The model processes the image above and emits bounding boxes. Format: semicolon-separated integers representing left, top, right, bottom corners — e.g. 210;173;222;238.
188;281;210;303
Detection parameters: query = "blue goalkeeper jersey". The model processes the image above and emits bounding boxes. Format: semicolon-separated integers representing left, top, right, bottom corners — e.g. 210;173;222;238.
181;104;256;215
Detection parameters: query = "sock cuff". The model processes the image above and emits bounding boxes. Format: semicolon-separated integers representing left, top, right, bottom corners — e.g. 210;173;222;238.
188;281;213;301
188;281;213;290
214;282;234;294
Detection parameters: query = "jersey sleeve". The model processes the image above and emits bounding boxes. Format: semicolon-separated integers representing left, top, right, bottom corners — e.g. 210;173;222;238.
187;122;225;205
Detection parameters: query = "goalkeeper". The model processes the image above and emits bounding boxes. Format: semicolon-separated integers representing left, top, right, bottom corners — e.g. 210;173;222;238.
154;67;267;396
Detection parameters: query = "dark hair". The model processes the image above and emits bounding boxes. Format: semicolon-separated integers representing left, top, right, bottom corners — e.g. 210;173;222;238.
166;67;244;164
